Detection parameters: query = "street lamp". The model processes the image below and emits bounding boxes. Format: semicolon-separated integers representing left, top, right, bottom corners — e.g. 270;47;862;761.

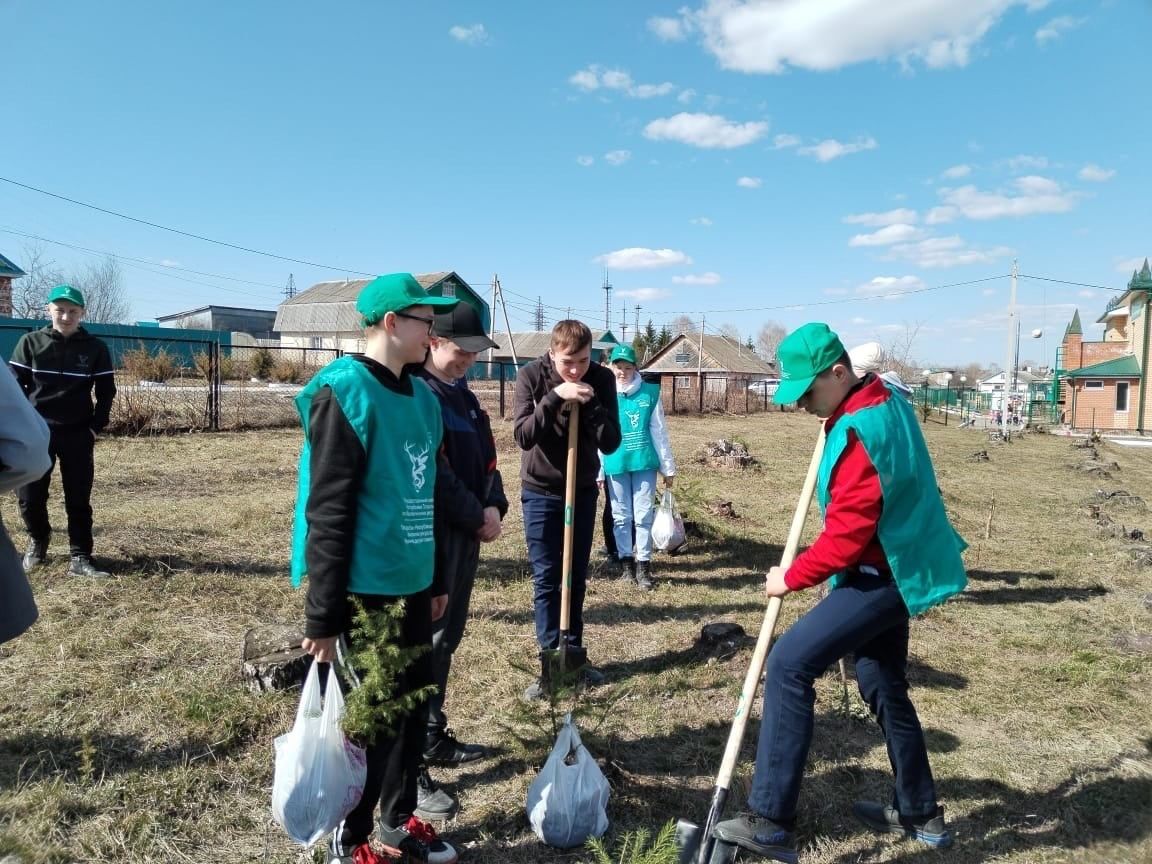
922;369;932;423
944;371;954;426
959;375;967;423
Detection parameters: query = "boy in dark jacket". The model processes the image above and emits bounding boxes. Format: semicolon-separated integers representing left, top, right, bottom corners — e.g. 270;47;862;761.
412;301;508;819
513;320;621;700
10;285;116;577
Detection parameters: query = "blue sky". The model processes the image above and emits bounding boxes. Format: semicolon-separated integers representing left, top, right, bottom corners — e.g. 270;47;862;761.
1;0;1148;368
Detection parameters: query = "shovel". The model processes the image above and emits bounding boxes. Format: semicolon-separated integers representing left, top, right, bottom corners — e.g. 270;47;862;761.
540;402;587;688
676;426;826;864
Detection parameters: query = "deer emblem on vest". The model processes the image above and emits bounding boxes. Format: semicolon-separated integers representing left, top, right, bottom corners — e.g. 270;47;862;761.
405;440;431;492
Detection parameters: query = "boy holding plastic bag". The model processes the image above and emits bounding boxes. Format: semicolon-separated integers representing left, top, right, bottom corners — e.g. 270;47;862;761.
290;273;460;864
599;345;675;590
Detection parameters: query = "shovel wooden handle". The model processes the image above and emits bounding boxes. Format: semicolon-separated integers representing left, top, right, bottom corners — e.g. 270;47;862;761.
559;402;580;650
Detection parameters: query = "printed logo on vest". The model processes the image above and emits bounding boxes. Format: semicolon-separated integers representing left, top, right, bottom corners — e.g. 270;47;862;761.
404;440;431;491
625;408;641;430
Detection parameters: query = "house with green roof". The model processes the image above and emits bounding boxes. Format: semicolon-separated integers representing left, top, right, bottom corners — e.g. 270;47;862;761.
1059;260;1152;431
0;251;26;317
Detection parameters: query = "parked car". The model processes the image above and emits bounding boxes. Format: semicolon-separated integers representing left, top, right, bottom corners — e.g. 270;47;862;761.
748;378;780;396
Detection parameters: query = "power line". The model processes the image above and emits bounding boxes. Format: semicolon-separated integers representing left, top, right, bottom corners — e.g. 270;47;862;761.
1018;274;1124;292
0;175;375;276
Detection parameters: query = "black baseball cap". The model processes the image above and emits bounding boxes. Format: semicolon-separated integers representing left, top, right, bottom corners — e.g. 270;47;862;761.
432;302;500;352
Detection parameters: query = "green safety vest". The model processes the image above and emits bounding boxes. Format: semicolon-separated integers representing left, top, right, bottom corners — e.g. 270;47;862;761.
290;357;442;596
602;381;661;475
820;388;968;616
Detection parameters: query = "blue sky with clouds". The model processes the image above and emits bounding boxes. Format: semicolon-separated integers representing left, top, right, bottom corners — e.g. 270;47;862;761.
1;0;1148;367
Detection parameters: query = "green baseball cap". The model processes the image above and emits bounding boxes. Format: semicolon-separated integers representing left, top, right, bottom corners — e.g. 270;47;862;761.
773;322;848;405
355;272;457;326
608;344;637;365
47;284;85;307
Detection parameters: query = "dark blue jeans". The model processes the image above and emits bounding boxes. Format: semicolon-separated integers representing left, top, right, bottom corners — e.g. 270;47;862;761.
747;572;939;827
522;487;597;650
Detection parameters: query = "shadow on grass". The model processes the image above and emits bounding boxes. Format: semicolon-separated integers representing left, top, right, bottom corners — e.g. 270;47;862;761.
820;761;1152;863
907;655;969;690
966;569;1057;585
0;730;246;791
960;583;1108;605
108;552;286;577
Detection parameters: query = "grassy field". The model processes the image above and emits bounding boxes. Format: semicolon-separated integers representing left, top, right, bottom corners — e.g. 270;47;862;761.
0;412;1149;864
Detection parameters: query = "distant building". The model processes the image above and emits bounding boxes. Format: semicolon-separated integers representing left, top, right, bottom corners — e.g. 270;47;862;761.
157;305;277;338
0;251;26;317
483;329;619;367
642;332;775;410
275;271;488;353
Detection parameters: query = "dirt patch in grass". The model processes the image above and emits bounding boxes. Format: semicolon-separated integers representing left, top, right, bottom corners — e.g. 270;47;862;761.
0;418;1149;863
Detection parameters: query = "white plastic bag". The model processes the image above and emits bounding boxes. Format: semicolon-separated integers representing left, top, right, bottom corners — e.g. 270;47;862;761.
651;490;686;553
526;713;610;848
271;661;367;847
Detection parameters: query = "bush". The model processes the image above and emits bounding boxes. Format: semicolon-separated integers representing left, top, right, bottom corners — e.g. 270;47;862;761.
121;347;177;383
250;347;275;380
271;358;302;384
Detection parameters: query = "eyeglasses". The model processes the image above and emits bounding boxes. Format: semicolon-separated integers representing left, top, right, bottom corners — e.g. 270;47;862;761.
393;311;436;334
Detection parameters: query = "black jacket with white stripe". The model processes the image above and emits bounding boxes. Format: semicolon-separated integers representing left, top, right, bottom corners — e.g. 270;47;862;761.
10;326;117;432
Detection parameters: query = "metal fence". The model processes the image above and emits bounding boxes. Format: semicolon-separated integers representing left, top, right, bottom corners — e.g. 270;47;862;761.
0;322;340;433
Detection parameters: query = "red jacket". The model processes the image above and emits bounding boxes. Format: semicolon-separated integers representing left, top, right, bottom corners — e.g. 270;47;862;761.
785;376;891;591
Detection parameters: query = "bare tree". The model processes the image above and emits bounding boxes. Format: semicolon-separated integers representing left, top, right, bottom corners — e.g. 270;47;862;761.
670;314;698;336
880;321;924;382
756;321;787;367
65;256;131;323
717;323;742;344
12;242;64;319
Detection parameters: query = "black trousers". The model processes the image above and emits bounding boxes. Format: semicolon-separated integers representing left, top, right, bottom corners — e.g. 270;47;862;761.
338;588;433;845
17;425;95;557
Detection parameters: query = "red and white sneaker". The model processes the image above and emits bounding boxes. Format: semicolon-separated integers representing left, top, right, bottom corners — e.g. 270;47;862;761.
376;816;459;864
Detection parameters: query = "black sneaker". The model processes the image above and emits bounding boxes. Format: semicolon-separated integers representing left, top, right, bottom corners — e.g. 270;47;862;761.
635;560;654;591
378;816;459;864
22;538;48;573
852;801;953;848
712;811;797;863
69;556;110;578
424;727;489;766
415;765;458;820
619;556;636;581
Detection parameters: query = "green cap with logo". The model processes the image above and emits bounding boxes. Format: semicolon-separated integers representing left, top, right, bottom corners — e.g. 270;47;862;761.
773;322;847;405
47;284;85;307
608;344;637;365
355;272;457;326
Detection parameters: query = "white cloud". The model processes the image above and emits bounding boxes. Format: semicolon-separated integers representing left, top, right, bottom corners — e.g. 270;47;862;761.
888;235;1013;268
594;247;693;269
568;65;676;99
604;149;632;166
736;176;762;189
856;275;925;299
691;0;1038;73
940;176;1076;219
576;155;595;167
843;208;918;227
678;88;697;103
673;272;722;285
648;15;690;41
772;133;801;149
798;136;877;162
1036;15;1084;44
1006;154;1048;172
1079;163;1116;182
849;224;921;247
643;112;768;149
942;164;972;179
690;216;713;226
616;287;673;301
449;24;489;45
925;206;958;225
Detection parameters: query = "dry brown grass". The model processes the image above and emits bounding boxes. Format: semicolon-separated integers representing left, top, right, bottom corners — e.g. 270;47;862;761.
0;416;1149;864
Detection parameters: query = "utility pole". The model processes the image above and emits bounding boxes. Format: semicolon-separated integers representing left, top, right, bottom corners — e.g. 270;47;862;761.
1001;259;1018;438
283;273;296;300
493;274;519;366
634;304;641;335
697;313;706;412
602;269;612;330
620;303;628;340
533;296;546;331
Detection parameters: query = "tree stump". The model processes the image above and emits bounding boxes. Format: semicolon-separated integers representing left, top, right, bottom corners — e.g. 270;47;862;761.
242;624;310;693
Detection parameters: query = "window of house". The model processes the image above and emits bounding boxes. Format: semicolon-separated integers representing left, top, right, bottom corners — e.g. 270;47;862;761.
675;376;692;389
309;336;324;350
442;282;456;298
674;350;692;366
1084;380;1103;390
1116;381;1130;412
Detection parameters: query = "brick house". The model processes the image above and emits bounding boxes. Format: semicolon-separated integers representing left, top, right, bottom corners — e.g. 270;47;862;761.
0;251;26;317
1059;260;1151;431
